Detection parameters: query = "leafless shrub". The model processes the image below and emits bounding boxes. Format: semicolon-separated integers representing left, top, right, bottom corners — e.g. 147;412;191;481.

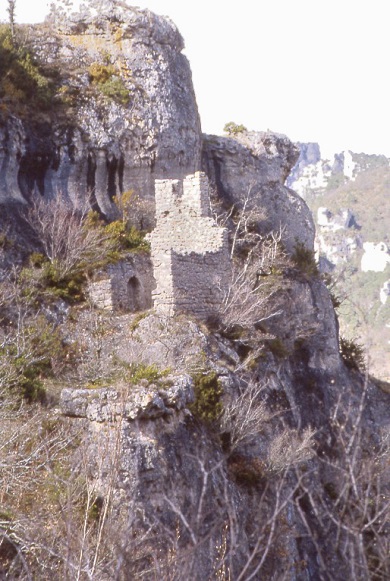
0;403;84;579
0;392;125;581
219;378;316;475
25;196;115;280
267;425;316;474
228;183;267;259
212;183;291;335
324;392;390;580
220;231;286;332
219;380;272;451
295;383;390;580
215;186;289;331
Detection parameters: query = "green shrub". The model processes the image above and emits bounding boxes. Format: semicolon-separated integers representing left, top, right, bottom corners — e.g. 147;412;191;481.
339;337;366;371
29;252;46;268
125;225;150;251
89;62;116;84
129;363;161;384
292;241;319;278
0;26;56;112
43;263;85;302
123;362;168;385
105;221;150;253
89;62;130;105
100;76;130;105
0;315;67;402
20;260;86;304
224;122;247;136
189;371;223;423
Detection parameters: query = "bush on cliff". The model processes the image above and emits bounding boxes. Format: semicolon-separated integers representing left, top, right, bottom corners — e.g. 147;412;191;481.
291;241;319;278
89;62;130;106
0;25;56;113
224;121;247;136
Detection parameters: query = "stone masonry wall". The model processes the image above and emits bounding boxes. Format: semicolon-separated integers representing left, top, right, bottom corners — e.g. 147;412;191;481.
148;172;231;317
88;254;154;312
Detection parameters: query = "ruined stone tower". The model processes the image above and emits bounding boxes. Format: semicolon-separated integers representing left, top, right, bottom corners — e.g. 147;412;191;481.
147;172;231;318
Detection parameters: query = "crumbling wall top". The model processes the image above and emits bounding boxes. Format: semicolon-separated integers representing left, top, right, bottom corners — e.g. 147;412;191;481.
148;171;231;317
151;171;226;255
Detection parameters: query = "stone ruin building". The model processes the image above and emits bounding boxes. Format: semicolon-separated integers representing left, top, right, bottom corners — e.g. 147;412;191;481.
88;254;154;312
89;172;231;318
148;171;231;317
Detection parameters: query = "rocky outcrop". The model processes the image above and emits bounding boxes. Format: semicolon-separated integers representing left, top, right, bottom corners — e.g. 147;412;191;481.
0;2;201;216
380;280;390;305
58;301;389;580
315;207;361;268
202;131;315;252
287;142;390;198
361;241;390;272
286;142;332;197
1;4;313;257
60;374;194;421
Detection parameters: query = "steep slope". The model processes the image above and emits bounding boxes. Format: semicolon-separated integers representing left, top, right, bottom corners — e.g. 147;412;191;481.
0;3;389;580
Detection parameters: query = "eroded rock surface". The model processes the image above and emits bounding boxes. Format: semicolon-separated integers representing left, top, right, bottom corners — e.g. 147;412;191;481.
60;374;194;421
0;3;201;216
202;132;315;252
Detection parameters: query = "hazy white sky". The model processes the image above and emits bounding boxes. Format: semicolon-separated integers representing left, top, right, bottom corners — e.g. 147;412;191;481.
1;0;389;157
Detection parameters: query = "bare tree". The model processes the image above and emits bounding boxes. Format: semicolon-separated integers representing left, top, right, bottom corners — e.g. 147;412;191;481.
266;424;316;474
25;197;115;280
219;380;272;451
220;230;286;333
295;382;390;580
214;184;290;334
7;1;16;42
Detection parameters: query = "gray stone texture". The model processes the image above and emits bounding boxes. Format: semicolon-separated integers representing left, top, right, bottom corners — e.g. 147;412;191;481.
202;131;316;252
147;172;231;317
60;374;194;421
88;254;154;312
0;3;201;217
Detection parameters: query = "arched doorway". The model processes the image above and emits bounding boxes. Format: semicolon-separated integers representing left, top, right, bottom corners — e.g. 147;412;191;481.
127;276;142;312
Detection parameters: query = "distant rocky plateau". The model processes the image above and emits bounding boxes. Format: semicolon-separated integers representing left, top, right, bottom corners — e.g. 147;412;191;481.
288;143;390;380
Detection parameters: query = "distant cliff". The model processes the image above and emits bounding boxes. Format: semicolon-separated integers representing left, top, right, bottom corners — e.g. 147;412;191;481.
287;142;389;198
288;142;390;381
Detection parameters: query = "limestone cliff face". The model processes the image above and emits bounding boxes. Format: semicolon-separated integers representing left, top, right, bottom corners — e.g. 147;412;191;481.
202;132;315;253
0;3;314;256
1;5;389;580
0;2;201;215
